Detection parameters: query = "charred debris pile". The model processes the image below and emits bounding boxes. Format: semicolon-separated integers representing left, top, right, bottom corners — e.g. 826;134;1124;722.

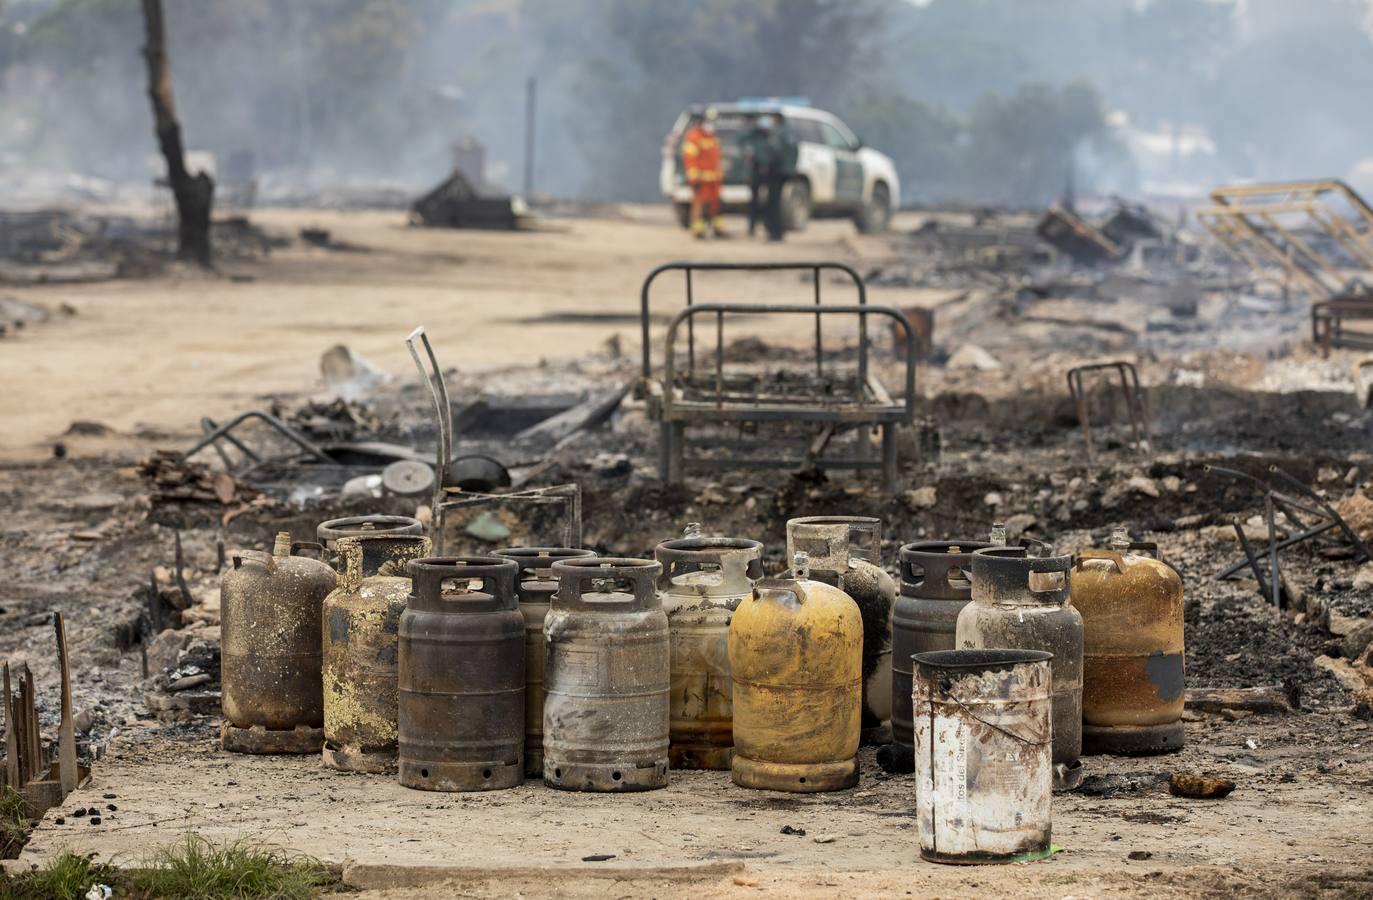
871;180;1373;364
6;189;1373;866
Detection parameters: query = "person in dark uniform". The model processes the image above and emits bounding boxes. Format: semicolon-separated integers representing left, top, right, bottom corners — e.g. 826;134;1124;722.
764;116;799;242
741;114;776;238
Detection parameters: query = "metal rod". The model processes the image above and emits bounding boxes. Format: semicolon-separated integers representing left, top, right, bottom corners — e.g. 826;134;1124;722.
406;326;453;552
1264;495;1282;607
1215;521;1339;581
523;76;536;197
182;410;331;466
715;309;724;410
686;268;695;375
1266;465;1373;562
813;266;823;380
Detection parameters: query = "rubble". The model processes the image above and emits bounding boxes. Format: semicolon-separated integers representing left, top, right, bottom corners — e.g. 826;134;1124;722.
0;209;285;284
411;169;522;230
945;343;1002;370
5;197;1373;890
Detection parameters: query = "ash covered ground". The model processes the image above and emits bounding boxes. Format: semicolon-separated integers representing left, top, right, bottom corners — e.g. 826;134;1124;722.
2;205;1372;895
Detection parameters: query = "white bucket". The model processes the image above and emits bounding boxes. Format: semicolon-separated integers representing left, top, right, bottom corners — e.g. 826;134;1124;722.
913;648;1053;864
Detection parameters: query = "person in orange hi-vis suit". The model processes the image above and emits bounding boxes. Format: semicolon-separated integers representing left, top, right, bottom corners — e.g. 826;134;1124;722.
682;107;726;238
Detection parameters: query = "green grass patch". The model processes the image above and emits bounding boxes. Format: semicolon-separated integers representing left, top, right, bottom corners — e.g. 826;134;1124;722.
0;784;31;859
129;833;332;899
1;850;117;900
0;835;335;899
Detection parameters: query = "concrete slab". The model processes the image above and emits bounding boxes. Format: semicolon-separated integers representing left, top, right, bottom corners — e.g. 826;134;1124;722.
16;714;1373;896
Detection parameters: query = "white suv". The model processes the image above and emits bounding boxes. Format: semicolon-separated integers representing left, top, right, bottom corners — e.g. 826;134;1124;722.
660;101;900;234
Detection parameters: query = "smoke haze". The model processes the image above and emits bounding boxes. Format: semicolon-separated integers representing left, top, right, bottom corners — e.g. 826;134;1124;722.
1;0;1371;205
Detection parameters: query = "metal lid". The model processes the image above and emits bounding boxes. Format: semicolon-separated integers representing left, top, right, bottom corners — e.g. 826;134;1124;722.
317;515;424;549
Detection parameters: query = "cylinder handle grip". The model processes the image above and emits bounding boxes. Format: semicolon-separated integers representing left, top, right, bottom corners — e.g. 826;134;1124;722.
753;577;808;605
408;557;519;611
553;558;661;611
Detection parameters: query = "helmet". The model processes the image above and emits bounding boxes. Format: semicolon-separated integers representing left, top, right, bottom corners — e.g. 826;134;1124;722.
704;106;719;122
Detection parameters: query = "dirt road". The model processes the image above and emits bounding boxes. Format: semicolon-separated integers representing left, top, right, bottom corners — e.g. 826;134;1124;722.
0;205;940;461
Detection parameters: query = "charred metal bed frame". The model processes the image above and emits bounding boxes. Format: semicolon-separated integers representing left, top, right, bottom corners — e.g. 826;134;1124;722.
641;261;913;491
641;261;872;384
641;265;916;493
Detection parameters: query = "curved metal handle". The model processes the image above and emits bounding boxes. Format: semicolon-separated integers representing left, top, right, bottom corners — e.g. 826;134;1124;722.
1074;549;1124;573
753;577;808;605
409;557;519;611
290;541;325;560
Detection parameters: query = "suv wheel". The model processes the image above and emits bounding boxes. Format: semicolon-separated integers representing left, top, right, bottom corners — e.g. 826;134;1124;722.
782;179;811;233
854;182;891;234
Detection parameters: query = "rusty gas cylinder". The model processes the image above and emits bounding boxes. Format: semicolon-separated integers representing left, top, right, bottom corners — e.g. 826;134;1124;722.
786;516;893;744
655;528;764;770
889;539;994;770
959;546;1083;790
1072;529;1186;755
322;532;432;773
398;557;524;791
494;546;597;777
729;552;863;792
544;557;671;792
317;515;424;569
221;532;335;754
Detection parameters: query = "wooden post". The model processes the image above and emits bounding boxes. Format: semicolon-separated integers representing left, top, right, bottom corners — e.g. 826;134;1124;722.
56;614;77;794
3;664;18;789
141;0;214;265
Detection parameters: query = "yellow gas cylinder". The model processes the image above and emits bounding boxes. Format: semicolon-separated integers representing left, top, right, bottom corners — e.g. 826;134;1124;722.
1072;528;1186;756
728;551;863;792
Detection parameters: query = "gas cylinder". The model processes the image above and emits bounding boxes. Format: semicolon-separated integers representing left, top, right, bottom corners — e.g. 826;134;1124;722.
317;515;424;569
958;546;1083;789
220;532;335;754
729;552;863;792
322;532;432;773
1072;529;1186;755
544;557;670;792
398;557;524;792
655;527;764;770
493;546;596;777
889;538;994;770
785;516;893;744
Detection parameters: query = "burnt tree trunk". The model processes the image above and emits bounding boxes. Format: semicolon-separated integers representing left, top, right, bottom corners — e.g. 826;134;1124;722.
141;0;213;266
